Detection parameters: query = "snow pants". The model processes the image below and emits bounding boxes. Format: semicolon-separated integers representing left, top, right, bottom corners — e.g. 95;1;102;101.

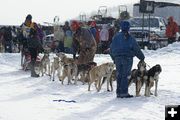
114;56;133;97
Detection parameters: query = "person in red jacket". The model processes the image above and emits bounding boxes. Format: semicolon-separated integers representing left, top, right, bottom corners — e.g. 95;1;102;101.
165;16;179;44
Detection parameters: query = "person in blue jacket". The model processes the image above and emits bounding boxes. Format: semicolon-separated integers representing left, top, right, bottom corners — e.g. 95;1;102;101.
110;21;145;98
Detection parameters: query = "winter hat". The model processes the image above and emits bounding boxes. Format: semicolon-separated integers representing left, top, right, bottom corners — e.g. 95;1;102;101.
120;21;130;31
26;14;32;20
70;20;80;31
65;21;69;26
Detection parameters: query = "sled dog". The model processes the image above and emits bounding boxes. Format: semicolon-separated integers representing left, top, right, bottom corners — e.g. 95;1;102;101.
59;62;78;85
145;64;162;97
88;62;115;92
128;60;148;96
39;52;50;76
50;57;60;81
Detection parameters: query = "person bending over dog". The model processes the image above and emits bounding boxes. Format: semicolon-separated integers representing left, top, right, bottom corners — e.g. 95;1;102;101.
70;20;97;64
110;21;145;98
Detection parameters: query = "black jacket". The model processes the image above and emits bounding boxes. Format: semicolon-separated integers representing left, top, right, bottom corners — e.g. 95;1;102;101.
28;36;43;52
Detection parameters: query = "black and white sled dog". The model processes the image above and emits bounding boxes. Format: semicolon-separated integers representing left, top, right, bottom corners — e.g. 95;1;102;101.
128;60;148;96
145;64;162;97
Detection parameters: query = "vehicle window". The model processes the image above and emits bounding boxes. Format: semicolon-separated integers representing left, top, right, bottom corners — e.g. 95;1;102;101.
130;18;159;27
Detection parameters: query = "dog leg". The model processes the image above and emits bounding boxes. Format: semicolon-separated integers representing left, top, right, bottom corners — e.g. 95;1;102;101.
147;87;151;97
110;78;113;91
154;80;158;96
67;75;71;85
48;62;51;76
81;73;86;85
21;52;24;67
97;77;102;92
74;76;78;85
73;73;78;85
144;81;148;96
43;64;46;76
149;79;154;96
88;82;92;91
74;66;78;85
100;77;106;90
84;73;90;85
145;86;149;97
61;75;66;85
67;67;72;85
136;80;141;97
52;67;55;81
50;63;54;81
41;65;44;76
146;83;151;97
106;76;111;92
95;80;99;92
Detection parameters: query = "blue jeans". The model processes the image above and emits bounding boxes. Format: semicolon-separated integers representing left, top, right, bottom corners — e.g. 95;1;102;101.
114;56;133;97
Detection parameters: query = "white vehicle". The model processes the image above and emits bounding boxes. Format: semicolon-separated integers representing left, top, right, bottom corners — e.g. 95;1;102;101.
128;16;168;50
131;1;180;49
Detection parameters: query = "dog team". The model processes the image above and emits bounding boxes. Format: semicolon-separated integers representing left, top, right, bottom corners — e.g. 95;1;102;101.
30;48;162;98
20;18;162;98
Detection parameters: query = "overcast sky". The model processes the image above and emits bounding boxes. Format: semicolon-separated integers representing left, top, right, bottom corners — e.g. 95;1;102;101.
1;0;178;25
0;0;140;25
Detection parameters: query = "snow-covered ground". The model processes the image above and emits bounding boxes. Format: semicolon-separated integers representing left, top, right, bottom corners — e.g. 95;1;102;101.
0;42;180;120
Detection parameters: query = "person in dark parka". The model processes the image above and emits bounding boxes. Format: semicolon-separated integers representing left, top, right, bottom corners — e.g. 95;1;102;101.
110;21;145;98
28;28;43;77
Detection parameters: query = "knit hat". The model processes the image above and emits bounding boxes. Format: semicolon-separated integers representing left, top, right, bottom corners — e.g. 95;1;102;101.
26;14;32;20
120;21;130;31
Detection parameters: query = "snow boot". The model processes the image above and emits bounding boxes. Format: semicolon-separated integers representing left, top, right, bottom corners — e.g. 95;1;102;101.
117;94;133;98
